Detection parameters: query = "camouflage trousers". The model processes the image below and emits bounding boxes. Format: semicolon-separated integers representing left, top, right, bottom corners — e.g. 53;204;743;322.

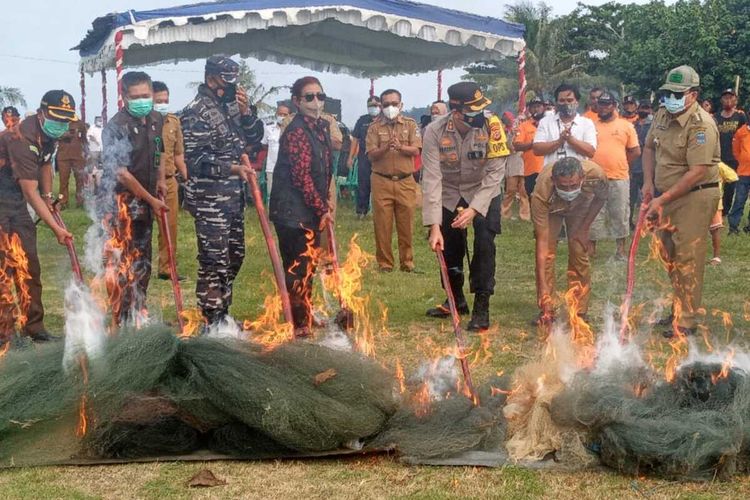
194;209;245;323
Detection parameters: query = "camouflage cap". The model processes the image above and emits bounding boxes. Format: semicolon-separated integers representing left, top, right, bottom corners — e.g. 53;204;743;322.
660;65;700;93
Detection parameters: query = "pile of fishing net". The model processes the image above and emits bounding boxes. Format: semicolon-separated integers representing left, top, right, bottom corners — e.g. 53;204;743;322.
550;362;750;479
0;325;508;466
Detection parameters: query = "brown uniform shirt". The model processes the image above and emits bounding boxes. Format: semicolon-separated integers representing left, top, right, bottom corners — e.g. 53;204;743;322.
162;113;184;177
531;159;608;221
56;120;87;163
0;117;55;206
645;102;720;192
366;115;422;177
421;113;508;226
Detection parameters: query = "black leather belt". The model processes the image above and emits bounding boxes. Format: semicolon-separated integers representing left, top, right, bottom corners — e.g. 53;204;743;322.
373;171;411;181
690;182;719;193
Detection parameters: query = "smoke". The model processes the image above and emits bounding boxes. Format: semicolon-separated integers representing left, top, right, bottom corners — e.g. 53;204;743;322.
411;355;460;401
62;280;106;372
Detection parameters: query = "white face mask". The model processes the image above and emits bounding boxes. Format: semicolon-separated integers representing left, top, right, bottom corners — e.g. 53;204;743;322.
276;114;287;125
299;99;324;119
154;103;170;115
555;186;582;202
383;105;400;120
367;106;380;117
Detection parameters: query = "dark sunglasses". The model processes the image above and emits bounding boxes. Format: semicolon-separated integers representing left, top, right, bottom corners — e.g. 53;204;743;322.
302;93;327;102
220;72;238;84
662;90;693;99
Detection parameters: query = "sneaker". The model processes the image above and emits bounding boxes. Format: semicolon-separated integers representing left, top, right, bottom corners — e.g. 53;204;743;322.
426;298;469;318
709;257;722;265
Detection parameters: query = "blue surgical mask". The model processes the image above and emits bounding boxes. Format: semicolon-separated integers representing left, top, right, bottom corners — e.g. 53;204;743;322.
367;106;380;117
41;118;69;139
153;103;169;115
556;186;582;202
663;94;686;114
127;98;154;118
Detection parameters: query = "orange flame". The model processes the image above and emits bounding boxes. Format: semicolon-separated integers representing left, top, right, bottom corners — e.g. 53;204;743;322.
0;231;32;332
179;307;206;339
245;286;294;349
412;383;432;418
75;355;89;438
395;359;406;394
563;282;596;368
711;349;736;385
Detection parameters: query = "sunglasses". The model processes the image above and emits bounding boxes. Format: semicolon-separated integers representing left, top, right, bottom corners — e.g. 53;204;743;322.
662;90;693;100
302;93;327;102
220;72;238;84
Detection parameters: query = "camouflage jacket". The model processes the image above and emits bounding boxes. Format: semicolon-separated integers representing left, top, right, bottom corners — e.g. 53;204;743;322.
180;84;263;213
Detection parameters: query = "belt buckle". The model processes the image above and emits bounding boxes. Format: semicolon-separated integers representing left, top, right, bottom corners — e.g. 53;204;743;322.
391;175;399;181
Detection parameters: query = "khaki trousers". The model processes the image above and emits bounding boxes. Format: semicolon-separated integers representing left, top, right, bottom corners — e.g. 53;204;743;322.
157;177;180;275
501;175;530;221
58;159;86;207
371;173;416;270
657;188;719;329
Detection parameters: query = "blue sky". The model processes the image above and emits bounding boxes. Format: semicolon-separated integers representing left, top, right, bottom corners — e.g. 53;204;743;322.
0;0;650;124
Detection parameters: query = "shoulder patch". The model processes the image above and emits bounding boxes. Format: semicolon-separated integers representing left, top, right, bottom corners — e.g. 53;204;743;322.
694;131;706;145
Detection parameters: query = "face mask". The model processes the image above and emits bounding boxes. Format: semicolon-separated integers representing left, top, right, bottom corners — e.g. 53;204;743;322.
41;118;69;139
367;106;380;117
298;98;324;119
664;94;686;114
598;111;614;121
127;98;153;118
556;186;582;202
531;111;545;121
276;115;287;125
638;111;651;119
383;105;400;120
154;103;169;115
219;83;237;104
463;111;486;129
556;103;577;118
94;120;102;127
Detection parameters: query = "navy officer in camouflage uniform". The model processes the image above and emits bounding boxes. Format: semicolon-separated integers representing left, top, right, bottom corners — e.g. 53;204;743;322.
181;56;264;328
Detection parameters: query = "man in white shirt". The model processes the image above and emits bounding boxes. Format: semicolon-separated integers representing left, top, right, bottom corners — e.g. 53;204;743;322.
533;83;597;167
86;116;104;188
261;104;291;197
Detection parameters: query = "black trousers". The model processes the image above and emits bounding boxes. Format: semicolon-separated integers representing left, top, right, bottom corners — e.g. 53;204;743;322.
356;155;372;215
439;195;501;298
629;172;644;225
524;173;539;198
275;223;321;329
0;205;44;335
723;179;736;217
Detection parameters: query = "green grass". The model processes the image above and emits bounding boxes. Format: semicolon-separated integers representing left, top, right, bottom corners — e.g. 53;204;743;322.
2;194;750;499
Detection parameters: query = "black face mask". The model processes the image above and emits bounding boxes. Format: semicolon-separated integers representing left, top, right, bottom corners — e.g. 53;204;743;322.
219;83;237;104
638;111;651;119
622;109;635;117
531;111;545;121
463;112;486;129
598;111;614;121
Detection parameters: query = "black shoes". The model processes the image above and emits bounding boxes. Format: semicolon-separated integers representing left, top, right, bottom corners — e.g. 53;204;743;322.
729;227;740;235
467;293;490;332
426;298;470;318
158;273;186;281
29;331;57;343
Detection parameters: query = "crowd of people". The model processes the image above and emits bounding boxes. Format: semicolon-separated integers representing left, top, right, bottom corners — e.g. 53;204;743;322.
0;57;743;343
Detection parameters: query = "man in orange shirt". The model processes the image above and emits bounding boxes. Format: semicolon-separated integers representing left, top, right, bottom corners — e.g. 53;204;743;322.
513;98;545;196
728;122;750;233
621;95;639;124
590;92;641;259
583;87;603;121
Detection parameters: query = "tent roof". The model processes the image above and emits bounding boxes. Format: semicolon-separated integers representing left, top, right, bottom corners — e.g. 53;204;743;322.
75;0;525;77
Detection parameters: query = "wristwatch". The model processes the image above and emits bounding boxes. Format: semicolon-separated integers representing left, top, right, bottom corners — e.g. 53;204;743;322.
41;192;55;200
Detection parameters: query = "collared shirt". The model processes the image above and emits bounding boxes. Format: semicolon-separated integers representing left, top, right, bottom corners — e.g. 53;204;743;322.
262;122;281;173
0;117;55;205
161;113;184;177
56;120;87;163
533;113;597;166
531;159;608;221
631;116;653;175
421;113;507;226
87;125;103;153
352;113;375;158
591;117;639;180
365;114;422;176
645;102;720;192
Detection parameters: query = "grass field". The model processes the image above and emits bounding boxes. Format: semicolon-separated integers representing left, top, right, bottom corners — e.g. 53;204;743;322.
2;193;750;499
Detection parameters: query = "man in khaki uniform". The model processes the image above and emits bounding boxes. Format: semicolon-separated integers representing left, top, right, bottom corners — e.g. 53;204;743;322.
153;81;187;280
423;82;509;331
366;88;421;272
531;157;607;325
643;65;720;337
56;119;88;208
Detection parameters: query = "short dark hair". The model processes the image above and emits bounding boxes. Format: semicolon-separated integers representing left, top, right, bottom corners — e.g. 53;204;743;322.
554;83;581;101
276;103;291;113
589;87;604;95
1;106;19;117
552;157;584;178
380;89;402;101
152;81;169;94
121;71;152;94
291;76;322;98
367;96;381;104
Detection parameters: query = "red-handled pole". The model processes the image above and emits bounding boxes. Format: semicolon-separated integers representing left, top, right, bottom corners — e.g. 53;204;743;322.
51;198;83;283
619;194;652;344
241;155;294;326
157;194;185;332
436;249;478;405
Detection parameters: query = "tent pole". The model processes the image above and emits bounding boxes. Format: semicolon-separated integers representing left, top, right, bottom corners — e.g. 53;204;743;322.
101;69;108;125
369;78;375;98
115;30;124;110
437;69;443;101
79;68;87;124
517;48;527;115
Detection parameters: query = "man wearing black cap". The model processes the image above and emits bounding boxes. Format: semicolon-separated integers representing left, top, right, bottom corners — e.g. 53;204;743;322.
0;90;76;346
621;95;639;124
350;95;381;218
101;71;167;327
714;88;747;214
423;81;509;331
181;56;263;329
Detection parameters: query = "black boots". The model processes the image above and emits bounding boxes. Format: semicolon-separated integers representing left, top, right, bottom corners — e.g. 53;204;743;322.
467;293;490;332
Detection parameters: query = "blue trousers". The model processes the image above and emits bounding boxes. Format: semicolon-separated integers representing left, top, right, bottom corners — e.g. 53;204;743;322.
728;176;750;230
